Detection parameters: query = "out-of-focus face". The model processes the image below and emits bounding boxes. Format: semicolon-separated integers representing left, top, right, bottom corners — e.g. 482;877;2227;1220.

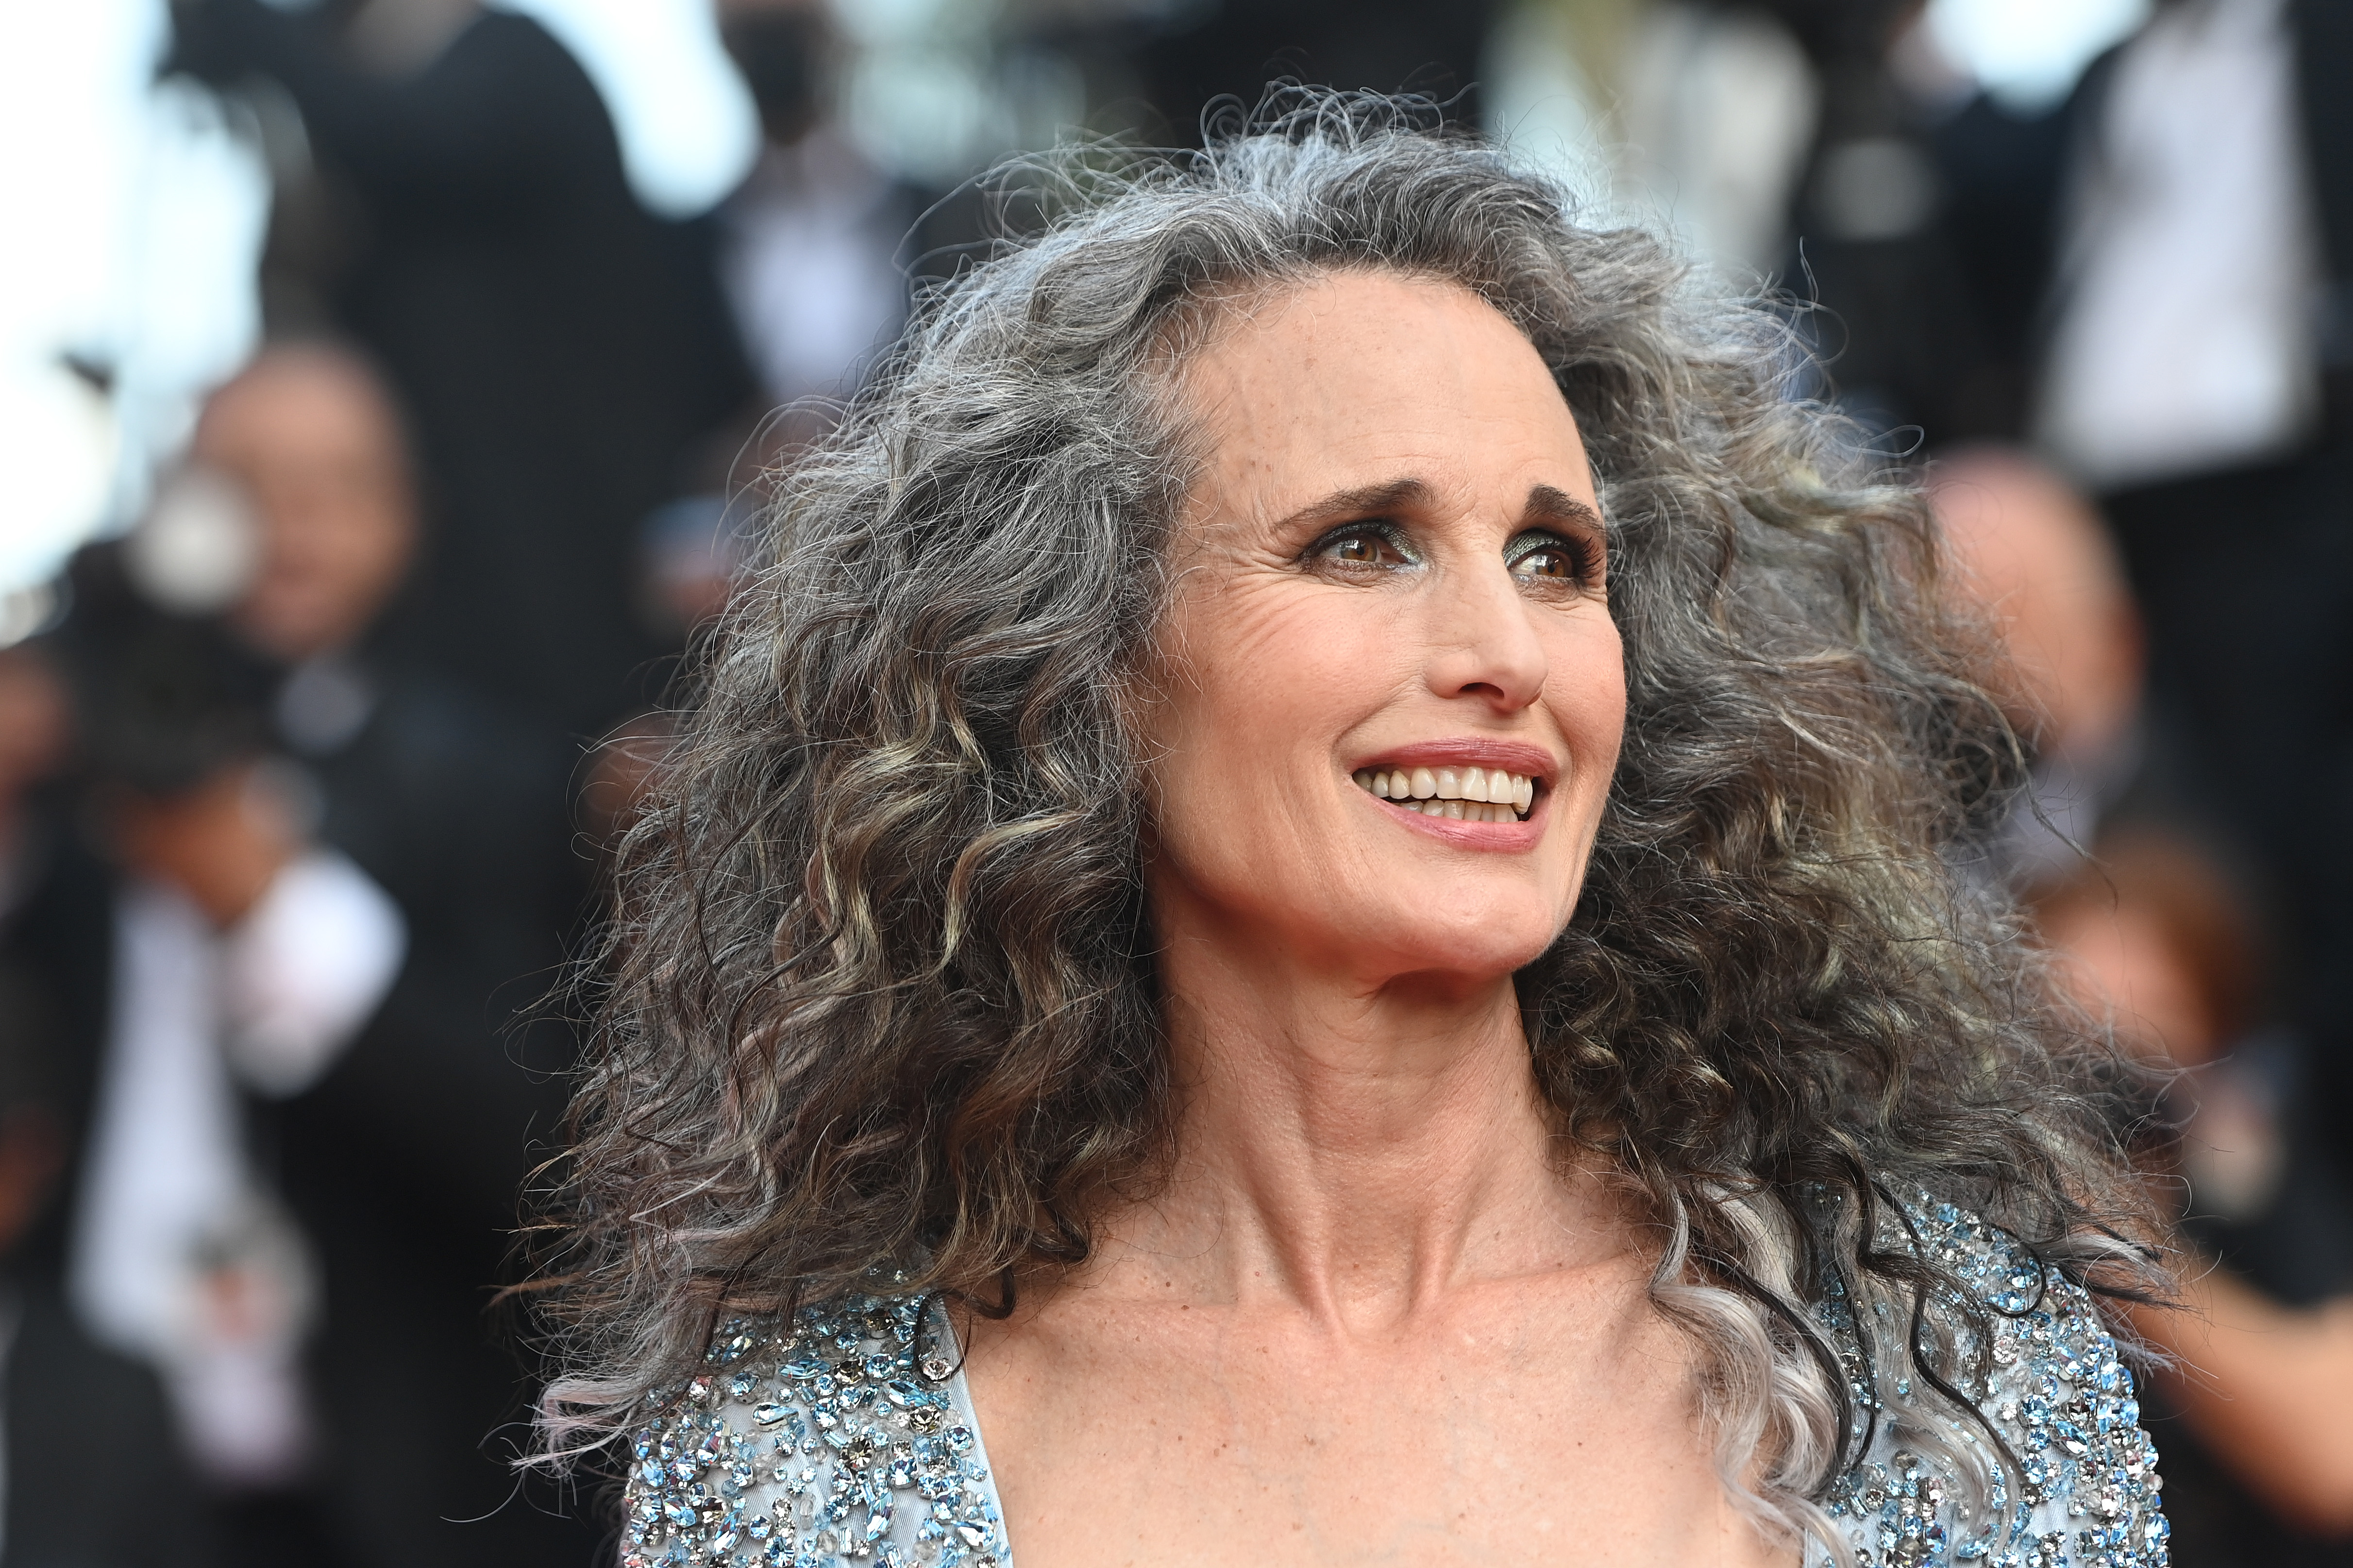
194;349;416;664
1137;270;1625;992
1933;451;2141;767
2040;899;2214;1067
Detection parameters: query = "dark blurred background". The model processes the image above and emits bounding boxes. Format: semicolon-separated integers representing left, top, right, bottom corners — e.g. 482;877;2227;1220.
0;0;2346;1563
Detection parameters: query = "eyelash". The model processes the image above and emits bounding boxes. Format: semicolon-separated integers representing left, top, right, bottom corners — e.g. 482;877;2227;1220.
1307;519;1418;568
1305;522;1601;587
1504;529;1601;586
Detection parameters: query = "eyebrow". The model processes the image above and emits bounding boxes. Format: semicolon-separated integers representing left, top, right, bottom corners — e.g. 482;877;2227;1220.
1274;478;1603;535
1524;484;1605;535
1273;478;1433;534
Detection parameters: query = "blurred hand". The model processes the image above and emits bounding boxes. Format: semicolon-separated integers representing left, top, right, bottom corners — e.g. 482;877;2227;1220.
2134;1268;2353;1535
112;760;303;929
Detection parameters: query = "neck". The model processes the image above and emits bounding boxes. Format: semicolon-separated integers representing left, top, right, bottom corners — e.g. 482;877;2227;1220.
1092;907;1608;1334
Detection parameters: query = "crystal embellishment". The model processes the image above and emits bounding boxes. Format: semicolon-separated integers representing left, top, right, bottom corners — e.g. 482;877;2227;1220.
621;1289;1009;1568
1814;1196;2168;1568
618;1196;2166;1568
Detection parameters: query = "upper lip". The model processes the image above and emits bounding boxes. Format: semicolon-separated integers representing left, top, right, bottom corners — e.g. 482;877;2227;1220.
1350;738;1558;785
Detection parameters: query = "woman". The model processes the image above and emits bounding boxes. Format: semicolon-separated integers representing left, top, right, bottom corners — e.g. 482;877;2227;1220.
544;103;2169;1568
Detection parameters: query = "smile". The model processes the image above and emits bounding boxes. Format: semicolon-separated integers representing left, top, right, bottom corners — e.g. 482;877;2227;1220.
1350;765;1535;823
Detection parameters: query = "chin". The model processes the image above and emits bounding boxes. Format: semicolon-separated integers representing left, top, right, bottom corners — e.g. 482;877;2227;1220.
1348;906;1562;988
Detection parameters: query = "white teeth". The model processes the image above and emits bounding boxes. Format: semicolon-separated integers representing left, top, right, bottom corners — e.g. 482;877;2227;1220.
1353;766;1537;820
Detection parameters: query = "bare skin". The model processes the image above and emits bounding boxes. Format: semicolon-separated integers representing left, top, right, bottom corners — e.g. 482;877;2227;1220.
195;344;418;666
2132;1269;2353;1535
111;761;301;928
962;272;1795;1567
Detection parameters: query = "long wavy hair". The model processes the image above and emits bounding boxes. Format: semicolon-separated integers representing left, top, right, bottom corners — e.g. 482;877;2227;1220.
538;97;2158;1558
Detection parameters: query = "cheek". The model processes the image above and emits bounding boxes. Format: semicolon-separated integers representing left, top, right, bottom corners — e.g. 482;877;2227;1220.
1552;614;1625;731
1158;579;1395;762
1142;583;1398;875
1544;618;1627;819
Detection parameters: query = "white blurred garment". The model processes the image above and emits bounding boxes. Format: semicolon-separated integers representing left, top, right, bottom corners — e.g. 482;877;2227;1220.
1482;0;1817;284
2037;0;2322;488
723;128;906;409
1618;3;1818;281
67;849;403;1485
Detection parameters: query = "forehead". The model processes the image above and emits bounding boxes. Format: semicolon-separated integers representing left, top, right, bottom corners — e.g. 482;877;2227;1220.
197;357;402;464
1170;270;1589;521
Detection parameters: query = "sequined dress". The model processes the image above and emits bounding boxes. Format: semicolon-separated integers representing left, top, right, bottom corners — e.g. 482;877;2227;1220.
619;1201;2169;1568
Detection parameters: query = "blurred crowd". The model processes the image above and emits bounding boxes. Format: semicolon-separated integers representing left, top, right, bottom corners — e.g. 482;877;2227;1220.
0;0;2346;1564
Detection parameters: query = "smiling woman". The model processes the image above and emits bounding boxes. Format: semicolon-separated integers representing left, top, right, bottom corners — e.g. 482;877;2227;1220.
538;98;2171;1568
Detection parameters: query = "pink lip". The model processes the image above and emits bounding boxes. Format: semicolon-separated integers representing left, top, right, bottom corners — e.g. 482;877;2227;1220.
1348;738;1560;851
1351;738;1558;786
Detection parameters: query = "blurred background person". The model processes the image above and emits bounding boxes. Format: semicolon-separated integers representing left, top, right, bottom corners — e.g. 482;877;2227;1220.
160;340;591;1566
1933;444;2353;1561
1930;444;2156;888
2038;826;2353;1564
0;637;202;1568
166;0;756;742
715;0;912;452
2031;0;2353;1140
52;575;403;1561
28;336;590;1564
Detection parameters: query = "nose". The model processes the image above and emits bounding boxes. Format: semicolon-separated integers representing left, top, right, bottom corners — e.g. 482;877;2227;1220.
1420;554;1547;713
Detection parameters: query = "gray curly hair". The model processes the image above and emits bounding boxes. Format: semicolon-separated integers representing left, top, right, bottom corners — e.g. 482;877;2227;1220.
535;95;2157;1560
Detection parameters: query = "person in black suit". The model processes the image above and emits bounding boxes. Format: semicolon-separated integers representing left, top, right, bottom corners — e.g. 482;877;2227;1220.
0;995;198;1568
0;641;200;1568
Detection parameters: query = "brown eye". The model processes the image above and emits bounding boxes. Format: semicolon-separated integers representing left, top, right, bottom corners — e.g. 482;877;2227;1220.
1507;531;1596;585
1311;524;1414;568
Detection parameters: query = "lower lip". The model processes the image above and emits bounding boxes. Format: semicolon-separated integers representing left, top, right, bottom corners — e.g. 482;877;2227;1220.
1368;791;1546;850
